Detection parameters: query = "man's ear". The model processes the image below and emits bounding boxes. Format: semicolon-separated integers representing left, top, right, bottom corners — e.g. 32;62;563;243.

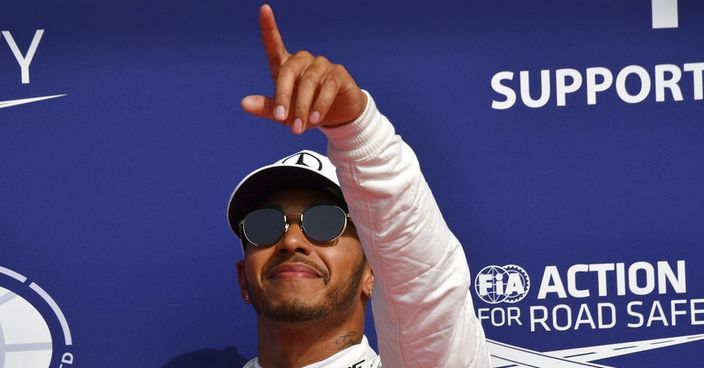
236;260;250;303
362;264;375;299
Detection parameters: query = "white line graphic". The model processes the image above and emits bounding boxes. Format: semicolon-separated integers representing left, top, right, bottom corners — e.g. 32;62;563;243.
0;94;66;109
489;333;704;367
652;0;679;29
490;340;612;368
29;283;73;346
0;267;27;283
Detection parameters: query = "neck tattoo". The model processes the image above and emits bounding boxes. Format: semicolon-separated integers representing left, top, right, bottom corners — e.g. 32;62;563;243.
335;331;361;351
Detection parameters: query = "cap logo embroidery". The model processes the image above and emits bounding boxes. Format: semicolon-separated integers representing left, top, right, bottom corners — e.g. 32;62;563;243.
281;152;324;171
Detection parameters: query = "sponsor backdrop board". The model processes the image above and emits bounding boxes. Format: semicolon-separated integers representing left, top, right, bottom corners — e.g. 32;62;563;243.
1;0;703;367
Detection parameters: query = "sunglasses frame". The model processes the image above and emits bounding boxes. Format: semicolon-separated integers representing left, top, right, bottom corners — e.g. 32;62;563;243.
239;205;351;249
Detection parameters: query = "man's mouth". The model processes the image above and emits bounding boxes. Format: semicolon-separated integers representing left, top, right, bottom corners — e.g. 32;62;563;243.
268;263;324;279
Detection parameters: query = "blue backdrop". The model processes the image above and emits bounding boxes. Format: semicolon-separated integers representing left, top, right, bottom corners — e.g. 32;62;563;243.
1;1;703;367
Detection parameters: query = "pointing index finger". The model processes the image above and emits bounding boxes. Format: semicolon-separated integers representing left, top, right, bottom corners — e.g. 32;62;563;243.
259;4;289;79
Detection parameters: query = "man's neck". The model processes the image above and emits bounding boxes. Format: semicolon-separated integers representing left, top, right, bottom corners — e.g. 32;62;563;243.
256;311;365;368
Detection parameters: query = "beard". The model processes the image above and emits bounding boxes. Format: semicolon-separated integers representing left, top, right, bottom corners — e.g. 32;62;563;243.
247;255;366;323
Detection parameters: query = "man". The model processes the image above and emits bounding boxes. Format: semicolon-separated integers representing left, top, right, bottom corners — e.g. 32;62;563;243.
228;5;490;367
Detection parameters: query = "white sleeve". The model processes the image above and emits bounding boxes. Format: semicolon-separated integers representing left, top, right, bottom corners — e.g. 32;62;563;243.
321;91;491;367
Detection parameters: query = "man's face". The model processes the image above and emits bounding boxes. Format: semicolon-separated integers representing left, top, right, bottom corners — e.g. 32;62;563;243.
236;188;372;323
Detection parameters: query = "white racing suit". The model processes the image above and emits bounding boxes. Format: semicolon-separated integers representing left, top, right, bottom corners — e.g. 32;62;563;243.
245;92;490;368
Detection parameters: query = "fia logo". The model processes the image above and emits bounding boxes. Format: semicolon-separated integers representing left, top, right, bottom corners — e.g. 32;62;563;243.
474;265;530;304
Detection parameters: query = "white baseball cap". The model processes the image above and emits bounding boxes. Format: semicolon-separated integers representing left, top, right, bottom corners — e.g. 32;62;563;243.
226;150;346;237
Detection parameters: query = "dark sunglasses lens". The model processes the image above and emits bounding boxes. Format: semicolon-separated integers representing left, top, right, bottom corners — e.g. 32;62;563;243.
243;208;284;246
303;205;346;242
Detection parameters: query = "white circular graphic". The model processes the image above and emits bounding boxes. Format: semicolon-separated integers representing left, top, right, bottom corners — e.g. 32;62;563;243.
0;286;53;368
474;264;530;304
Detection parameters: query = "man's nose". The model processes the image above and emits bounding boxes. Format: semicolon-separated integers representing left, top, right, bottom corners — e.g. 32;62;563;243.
276;222;312;255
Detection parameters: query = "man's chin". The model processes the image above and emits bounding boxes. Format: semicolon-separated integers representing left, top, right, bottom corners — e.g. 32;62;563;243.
258;298;331;323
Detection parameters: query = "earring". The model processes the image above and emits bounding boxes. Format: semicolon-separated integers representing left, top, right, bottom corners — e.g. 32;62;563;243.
243;294;250;303
367;289;373;298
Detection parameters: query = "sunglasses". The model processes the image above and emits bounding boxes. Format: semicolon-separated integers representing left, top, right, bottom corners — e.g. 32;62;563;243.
239;204;351;247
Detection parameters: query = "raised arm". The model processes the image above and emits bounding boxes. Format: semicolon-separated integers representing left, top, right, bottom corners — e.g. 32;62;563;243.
321;94;490;367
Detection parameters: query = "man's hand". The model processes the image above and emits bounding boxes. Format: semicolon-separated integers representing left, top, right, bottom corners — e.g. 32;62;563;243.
241;4;367;135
